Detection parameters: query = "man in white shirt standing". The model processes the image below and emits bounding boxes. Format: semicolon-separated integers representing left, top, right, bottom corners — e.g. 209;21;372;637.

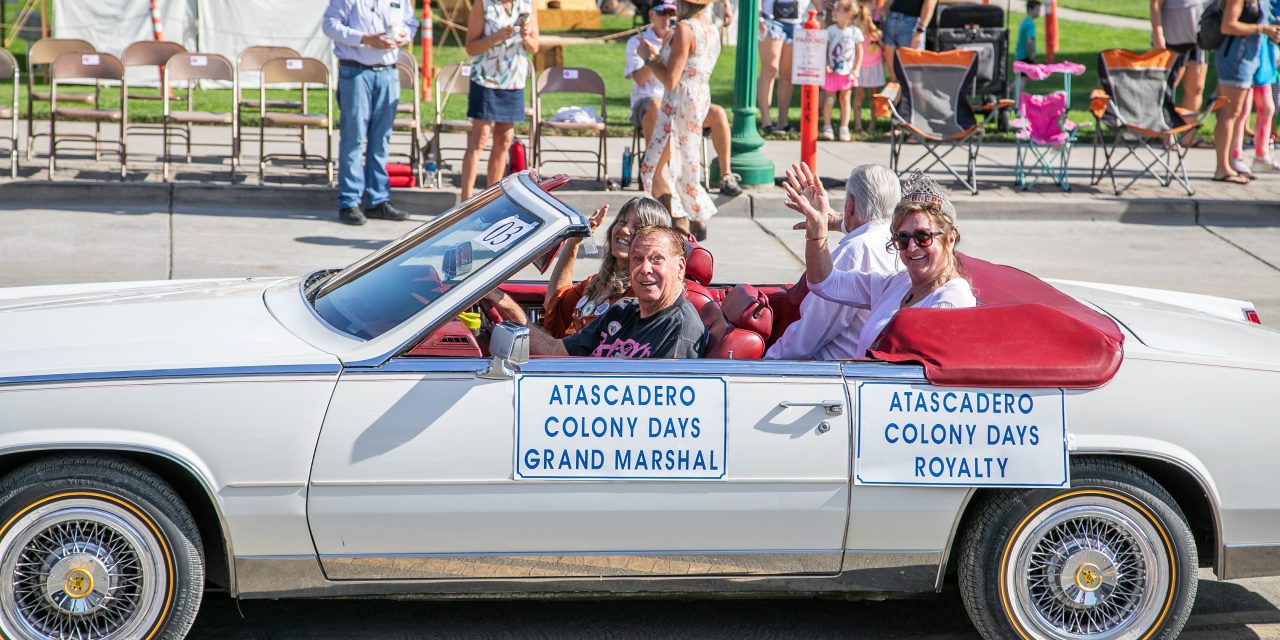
765;164;904;360
624;3;742;196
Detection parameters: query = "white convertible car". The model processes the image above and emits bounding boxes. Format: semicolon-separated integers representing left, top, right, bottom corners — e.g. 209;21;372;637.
1;172;1279;640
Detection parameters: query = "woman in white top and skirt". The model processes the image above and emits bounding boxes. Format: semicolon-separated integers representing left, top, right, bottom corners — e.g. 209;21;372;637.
785;164;976;357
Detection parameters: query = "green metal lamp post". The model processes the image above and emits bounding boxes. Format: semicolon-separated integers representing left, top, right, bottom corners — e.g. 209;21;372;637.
722;0;775;186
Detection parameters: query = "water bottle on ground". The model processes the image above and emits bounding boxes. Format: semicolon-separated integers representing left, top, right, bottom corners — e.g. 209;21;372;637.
424;161;440;188
621;146;633;189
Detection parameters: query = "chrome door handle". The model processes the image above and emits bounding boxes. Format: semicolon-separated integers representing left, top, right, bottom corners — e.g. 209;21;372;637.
779;401;844;416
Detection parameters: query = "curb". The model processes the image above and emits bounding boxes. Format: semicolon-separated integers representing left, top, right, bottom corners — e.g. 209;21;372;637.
0;180;1275;225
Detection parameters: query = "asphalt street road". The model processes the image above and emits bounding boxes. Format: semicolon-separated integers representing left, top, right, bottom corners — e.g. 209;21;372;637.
5;197;1280;638
189;571;1280;639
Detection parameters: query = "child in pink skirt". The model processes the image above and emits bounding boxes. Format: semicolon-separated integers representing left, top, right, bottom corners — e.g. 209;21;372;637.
852;2;885;133
821;0;865;141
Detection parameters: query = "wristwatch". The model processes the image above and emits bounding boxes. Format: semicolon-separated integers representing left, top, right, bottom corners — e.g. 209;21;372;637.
914;25;926;33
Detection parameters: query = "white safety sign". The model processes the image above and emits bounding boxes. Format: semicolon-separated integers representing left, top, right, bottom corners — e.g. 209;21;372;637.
854;382;1068;488
791;27;827;85
515;376;728;480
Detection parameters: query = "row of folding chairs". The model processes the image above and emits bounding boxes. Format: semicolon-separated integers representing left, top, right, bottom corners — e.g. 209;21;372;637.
878;47;1219;196
0;38;427;184
427;63;610;189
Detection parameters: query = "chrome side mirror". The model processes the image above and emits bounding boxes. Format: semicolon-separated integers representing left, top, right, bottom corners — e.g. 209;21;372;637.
481;321;529;379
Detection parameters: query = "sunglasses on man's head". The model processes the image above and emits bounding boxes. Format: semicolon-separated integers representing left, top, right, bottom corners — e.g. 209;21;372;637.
886;230;944;252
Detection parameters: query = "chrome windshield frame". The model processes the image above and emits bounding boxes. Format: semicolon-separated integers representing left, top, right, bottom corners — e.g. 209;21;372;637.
299;173;589;368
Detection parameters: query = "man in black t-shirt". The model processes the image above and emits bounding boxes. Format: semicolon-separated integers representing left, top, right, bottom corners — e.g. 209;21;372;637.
486;226;707;359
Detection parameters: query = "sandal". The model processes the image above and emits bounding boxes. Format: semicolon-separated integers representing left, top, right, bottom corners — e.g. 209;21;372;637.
1212;173;1250;184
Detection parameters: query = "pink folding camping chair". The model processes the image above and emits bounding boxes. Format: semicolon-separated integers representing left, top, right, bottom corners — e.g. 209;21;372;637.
1011;61;1089;191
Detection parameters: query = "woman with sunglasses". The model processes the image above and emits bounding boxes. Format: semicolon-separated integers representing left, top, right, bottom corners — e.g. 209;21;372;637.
784;164;975;358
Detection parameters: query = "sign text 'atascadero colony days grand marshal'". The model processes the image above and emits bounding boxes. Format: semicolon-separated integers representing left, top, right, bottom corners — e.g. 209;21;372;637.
516;376;728;480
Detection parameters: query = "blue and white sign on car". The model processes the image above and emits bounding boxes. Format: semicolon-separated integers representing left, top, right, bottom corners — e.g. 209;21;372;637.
854;382;1069;488
515;376;728;480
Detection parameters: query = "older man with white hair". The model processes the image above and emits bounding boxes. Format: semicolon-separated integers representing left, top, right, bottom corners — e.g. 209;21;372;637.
765;163;905;361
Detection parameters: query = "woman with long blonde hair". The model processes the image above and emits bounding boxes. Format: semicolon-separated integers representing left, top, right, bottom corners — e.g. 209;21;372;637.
542;197;672;338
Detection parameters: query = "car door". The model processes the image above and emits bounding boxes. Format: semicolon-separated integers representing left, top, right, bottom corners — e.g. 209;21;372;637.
306;356;851;580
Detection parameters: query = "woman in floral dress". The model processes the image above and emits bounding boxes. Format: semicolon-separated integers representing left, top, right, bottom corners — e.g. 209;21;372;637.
637;0;720;239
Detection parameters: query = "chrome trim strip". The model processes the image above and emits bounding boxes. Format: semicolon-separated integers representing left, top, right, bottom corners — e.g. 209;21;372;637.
351;359;489;375
934;488;977;591
518;359;846;377
322;551;843;580
0;442;238;595
1221;543;1280;580
360;357;894;378
235;551;941;596
841;361;928;381
0;364;341;387
1073;448;1225;577
309;477;848;487
224;481;308;489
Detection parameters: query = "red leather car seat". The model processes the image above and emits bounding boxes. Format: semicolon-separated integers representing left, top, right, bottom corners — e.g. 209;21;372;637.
702;284;774;359
684;240;718;312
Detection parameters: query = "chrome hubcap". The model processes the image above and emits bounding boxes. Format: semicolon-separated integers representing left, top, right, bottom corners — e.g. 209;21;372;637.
1;500;168;640
1008;498;1169;640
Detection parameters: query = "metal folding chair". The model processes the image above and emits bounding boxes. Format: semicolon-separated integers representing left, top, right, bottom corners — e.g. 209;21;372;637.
163;52;237;182
26;38;95;160
393;49;424;187
533;66;608;183
0;48;18;177
427;62;474;188
235;45;303;161
1011;61;1090;191
122;40;189;160
881;48;997;195
48;51;126;179
1090;49;1222;196
257;56;332;185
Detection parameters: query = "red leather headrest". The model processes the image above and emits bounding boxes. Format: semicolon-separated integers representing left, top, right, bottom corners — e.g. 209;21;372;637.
720;284;773;339
684;280;716;313
685;243;714;286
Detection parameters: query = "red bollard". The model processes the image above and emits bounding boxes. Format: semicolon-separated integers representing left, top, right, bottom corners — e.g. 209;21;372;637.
1045;0;1058;63
794;9;825;173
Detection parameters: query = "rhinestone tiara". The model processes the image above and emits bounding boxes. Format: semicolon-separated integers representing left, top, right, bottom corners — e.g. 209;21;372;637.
900;171;957;222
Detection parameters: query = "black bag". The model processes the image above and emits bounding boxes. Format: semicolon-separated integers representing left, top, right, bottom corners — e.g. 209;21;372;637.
933;4;1004;29
932;26;1009;96
1197;0;1225;50
1199;0;1259;51
773;0;799;20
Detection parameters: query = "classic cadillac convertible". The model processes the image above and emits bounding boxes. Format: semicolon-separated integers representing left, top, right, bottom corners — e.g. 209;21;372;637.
1;172;1279;640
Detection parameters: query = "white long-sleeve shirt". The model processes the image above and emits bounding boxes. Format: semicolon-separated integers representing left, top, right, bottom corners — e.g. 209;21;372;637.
765;220;900;361
808;267;977;358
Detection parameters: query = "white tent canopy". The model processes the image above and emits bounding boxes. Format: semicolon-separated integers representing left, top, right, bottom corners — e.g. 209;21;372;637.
53;0;334;86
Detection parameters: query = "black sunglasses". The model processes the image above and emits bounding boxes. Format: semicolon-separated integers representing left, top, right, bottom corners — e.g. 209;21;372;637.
886;230;944;252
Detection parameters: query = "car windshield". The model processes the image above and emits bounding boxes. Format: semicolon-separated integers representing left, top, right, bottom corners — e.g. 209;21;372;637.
312;189;543;340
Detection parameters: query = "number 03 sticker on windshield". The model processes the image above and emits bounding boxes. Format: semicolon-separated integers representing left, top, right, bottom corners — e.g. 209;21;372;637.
475;216;536;251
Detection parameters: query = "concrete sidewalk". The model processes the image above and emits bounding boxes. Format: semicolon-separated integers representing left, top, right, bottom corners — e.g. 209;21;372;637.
4;121;1279;223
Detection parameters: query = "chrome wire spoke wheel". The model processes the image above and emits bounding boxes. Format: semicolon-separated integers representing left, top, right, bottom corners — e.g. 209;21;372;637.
0;497;170;640
1005;496;1171;640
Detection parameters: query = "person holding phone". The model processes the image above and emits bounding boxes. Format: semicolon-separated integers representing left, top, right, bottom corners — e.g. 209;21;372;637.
322;0;419;226
461;0;539;201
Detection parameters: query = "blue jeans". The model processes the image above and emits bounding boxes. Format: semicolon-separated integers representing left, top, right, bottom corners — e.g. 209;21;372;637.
883;11;920;49
337;65;399;209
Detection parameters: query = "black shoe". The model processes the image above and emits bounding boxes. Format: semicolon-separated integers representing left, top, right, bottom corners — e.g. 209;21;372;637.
339;206;367;226
365;201;409;221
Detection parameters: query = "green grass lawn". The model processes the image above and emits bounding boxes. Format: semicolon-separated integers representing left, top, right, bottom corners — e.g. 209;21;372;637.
0;14;1217;142
1056;0;1151;21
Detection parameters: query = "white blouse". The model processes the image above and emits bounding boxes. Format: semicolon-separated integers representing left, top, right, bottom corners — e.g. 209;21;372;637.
808;269;976;357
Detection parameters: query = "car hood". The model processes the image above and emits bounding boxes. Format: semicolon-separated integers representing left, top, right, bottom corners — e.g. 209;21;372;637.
1053;281;1280;366
0;278;339;380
